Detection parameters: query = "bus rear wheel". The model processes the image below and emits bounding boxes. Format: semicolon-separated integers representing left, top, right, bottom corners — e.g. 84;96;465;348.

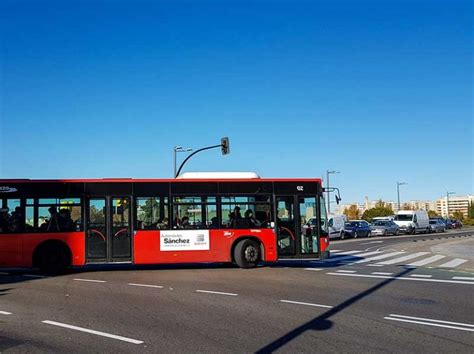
34;242;71;275
234;239;260;269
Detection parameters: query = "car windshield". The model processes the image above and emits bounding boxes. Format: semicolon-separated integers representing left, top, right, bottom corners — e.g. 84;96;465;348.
394;214;413;221
346;221;359;227
373;221;388;226
429;220;436;224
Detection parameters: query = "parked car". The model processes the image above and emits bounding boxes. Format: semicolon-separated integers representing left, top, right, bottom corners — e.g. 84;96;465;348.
370;220;400;236
452;219;463;229
444;218;454;229
429;218;446;233
393;210;430;234
343;220;371;239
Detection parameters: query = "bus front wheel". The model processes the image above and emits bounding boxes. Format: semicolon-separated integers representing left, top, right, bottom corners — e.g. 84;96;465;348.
234;239;260;269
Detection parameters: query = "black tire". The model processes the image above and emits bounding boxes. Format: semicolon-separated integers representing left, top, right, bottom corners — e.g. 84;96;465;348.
395;229;399;236
233;239;260;269
354;231;358;239
35;243;71;274
383;230;388;236
410;227;416;235
340;232;346;240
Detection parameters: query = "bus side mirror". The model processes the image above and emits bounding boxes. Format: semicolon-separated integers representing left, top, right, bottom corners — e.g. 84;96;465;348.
270;221;275;228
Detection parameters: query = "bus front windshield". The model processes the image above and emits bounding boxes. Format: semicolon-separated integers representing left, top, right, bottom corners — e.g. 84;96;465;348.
319;196;328;237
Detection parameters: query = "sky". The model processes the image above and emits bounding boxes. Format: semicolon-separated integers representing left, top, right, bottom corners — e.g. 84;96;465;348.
0;0;472;204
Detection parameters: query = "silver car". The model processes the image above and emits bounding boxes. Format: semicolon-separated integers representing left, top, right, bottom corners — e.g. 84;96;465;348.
429;218;446;233
370;220;399;236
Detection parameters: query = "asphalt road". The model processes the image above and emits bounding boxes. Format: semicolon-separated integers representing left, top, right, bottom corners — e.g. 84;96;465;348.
1;229;473;353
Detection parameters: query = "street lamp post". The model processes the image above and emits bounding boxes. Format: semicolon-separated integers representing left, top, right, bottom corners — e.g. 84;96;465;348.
446;191;455;218
173;146;193;178
397;181;408;211
326;170;340;214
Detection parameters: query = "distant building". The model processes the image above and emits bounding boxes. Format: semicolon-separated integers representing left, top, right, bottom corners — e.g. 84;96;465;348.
436;195;474;218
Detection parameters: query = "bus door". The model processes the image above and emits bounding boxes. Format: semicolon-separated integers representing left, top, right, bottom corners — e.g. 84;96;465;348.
85;197;132;263
275;195;320;258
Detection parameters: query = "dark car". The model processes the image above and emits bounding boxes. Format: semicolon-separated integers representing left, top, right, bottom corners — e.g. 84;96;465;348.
451;219;463;229
444;219;454;229
342;220;371;239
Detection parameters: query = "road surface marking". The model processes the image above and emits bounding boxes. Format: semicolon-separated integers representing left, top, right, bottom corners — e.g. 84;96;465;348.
452;276;474;281
360;241;384;245
73;278;107;283
406;254;446;267
349;251;406;264
388;314;474;328
371;272;393;275
195;289;238;296
331;250;363;255
366;264;384;267
384;315;474;332
336;270;357;273
375;252;430;265
330;250;343;253
304;268;323;271
0;311;12;315
326;272;474;285
327;250;383;263
128;283;164;289
22;274;47;278
280;300;333;309
437;258;468;268
410;274;432;278
42;320;144;344
0;272;9;275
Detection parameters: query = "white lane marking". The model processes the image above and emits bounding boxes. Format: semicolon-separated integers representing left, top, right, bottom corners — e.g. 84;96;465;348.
336;270;357;273
330;250;343;253
360;241;384;245
375;252;430;266
42;320;144;344
410;274;432;278
326;272;474;285
22;274;47;278
350;251;406;264
366;264;384;267
73;278;106;283
280;300;333;309
331;250;363;255
128;283;164;289
195;289;238;296
437;258;468;268
384;316;474;332
327;250;383;263
0;272;10;275
388;314;474;328
452;276;474;281
304;268;323;271
372;272;393;275
0;311;12;315
407;254;446;266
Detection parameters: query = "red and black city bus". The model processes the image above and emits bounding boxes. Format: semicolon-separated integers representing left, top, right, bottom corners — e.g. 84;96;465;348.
0;173;329;272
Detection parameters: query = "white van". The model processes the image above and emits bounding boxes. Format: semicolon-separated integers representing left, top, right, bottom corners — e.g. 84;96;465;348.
328;214;346;239
393;210;430;234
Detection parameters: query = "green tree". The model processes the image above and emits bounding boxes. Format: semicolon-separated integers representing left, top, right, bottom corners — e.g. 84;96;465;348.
469;201;474;219
344;205;360;220
428;210;438;218
452;211;464;221
362;204;394;222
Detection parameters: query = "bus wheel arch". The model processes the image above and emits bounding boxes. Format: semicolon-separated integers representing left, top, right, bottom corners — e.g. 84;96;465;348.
33;240;72;274
231;237;263;268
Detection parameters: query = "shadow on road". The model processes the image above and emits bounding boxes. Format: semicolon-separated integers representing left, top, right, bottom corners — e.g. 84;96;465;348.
256;267;414;353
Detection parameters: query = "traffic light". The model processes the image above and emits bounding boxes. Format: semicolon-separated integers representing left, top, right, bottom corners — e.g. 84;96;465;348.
221;137;230;155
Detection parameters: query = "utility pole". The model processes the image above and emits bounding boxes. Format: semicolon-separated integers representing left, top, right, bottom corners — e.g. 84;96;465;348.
446;191;455;218
326;170;339;214
173;146;193;178
397;181;407;211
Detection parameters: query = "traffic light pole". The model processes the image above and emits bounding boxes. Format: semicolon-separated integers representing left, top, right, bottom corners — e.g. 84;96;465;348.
175;144;221;178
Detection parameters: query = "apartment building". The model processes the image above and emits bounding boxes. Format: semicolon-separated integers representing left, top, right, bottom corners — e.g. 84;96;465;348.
436;195;474;218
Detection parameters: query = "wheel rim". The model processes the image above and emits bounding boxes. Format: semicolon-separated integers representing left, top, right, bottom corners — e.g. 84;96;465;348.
244;245;258;262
